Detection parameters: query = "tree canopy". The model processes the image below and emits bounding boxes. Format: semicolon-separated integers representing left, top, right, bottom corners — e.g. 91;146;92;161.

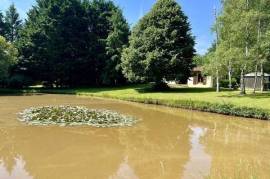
202;0;270;93
121;0;195;88
16;0;129;87
4;3;22;42
0;36;18;81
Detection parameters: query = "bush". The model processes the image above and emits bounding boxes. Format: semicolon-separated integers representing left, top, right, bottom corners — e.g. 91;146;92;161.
220;78;237;89
7;74;33;89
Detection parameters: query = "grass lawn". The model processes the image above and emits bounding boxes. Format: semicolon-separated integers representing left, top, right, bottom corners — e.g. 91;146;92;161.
1;84;270;119
73;84;270;111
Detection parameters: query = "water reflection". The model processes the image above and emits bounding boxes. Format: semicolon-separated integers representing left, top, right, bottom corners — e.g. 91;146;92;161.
109;156;139;179
0;156;32;179
182;127;211;179
0;94;269;178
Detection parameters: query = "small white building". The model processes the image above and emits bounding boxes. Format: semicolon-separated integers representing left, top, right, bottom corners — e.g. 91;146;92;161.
187;67;213;88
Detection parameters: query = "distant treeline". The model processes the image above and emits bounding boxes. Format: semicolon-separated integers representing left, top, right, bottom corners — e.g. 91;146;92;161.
0;0;195;89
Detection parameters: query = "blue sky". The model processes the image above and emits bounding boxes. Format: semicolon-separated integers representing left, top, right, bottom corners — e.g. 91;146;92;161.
0;0;220;54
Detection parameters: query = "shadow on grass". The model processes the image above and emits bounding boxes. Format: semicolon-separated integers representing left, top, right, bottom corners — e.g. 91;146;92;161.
219;92;270;99
75;84;146;94
136;86;219;94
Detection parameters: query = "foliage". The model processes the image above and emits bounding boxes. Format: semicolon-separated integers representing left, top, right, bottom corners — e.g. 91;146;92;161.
19;106;138;127
206;0;270;93
96;3;129;85
0;36;18;81
0;12;6;36
16;0;129;87
4;4;22;42
121;0;195;87
193;55;208;67
220;78;238;89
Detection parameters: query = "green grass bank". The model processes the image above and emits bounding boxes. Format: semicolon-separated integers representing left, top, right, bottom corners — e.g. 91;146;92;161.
1;84;270;120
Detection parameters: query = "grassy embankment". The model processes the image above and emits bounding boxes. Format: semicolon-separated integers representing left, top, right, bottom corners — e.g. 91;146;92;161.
1;84;270;120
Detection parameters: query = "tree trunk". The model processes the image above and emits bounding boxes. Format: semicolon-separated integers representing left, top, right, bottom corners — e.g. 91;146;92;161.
228;61;232;89
260;63;264;92
254;14;261;94
216;68;220;92
253;64;258;93
240;69;246;95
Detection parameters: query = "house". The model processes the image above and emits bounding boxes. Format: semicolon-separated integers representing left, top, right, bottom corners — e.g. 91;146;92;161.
187;67;213;88
244;72;270;90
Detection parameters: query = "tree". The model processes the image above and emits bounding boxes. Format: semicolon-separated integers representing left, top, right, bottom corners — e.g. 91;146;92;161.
17;0;89;87
17;0;129;87
0;12;6;36
251;0;270;92
216;0;270;94
121;0;195;89
4;4;22;42
0;36;18;82
89;0;129;86
102;8;129;85
214;0;260;94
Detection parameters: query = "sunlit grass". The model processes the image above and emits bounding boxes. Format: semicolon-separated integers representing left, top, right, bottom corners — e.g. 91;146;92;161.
73;84;270;111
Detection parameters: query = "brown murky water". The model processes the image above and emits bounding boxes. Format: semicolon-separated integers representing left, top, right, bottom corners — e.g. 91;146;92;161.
0;94;269;179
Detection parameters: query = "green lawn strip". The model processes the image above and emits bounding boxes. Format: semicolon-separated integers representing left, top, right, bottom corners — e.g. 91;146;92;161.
75;93;270;120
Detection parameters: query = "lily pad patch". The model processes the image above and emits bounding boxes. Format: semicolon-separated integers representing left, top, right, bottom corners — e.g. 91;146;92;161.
18;106;138;127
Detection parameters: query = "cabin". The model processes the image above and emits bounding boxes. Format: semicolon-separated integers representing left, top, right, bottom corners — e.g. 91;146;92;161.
244;72;270;90
187;67;213;88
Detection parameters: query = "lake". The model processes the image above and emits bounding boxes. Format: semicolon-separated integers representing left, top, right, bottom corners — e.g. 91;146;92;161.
0;94;269;179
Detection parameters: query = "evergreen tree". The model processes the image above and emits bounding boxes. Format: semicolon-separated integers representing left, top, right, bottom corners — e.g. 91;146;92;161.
121;0;195;89
102;8;129;85
0;12;6;36
89;0;129;86
4;4;22;42
17;0;129;87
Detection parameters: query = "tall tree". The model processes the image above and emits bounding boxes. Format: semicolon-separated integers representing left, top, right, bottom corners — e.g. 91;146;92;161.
4;4;22;42
214;0;259;94
121;0;195;89
17;0;129;87
18;0;92;87
0;12;6;36
252;0;270;92
90;0;129;86
102;8;129;85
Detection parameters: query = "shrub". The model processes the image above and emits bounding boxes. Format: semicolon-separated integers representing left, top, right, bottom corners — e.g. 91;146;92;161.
220;78;237;89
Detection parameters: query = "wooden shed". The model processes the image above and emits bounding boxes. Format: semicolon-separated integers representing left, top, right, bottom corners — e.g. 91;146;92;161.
244;73;270;90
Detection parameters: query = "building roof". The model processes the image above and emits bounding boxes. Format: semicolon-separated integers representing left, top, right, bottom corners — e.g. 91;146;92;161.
245;72;270;77
192;66;203;72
